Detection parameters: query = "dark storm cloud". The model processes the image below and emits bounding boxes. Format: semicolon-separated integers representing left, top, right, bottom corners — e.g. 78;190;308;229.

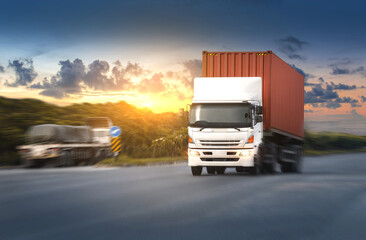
361;96;366;102
304;109;314;113
6;59;38;87
290;64;314;86
0;65;4;73
277;36;308;60
305;83;361;109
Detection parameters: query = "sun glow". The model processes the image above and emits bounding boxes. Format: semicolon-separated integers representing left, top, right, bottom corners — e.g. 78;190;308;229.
144;101;153;108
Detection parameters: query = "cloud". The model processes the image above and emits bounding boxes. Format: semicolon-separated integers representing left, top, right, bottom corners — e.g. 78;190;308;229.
330;67;350;75
350;109;365;120
328;82;356;90
111;61;144;90
305;84;361;109
165;59;201;90
138;73;166;93
14;58;198;99
84;60;115;91
29;58;85;98
6;59;38;87
29;59;145;98
0;64;4;73
39;88;66;99
182;59;201;86
336;97;361;108
360;96;366;102
290;64;314;86
329;58;365;76
304;109;314;113
277;36;308;60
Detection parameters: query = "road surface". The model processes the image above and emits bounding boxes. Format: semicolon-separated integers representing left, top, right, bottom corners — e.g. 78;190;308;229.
1;153;366;240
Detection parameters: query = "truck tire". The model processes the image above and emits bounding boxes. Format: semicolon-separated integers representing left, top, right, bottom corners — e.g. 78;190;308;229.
59;151;74;167
191;166;202;176
292;147;303;173
249;164;261;175
206;167;215;174
280;163;291;173
215;167;226;175
262;143;276;174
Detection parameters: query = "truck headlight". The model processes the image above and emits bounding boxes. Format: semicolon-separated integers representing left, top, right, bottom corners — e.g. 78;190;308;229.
189;150;200;157
240;150;253;157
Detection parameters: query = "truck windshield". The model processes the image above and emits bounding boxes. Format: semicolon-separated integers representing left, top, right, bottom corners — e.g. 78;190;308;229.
189;103;252;128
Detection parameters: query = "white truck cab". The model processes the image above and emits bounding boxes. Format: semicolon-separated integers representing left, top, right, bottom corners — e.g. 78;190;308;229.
188;77;264;175
86;117;113;145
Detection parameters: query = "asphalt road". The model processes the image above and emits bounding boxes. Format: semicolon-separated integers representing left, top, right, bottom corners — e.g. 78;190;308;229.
1;153;366;240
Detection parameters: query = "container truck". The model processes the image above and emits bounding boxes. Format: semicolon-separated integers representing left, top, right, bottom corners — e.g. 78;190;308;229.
188;51;304;176
17;117;114;167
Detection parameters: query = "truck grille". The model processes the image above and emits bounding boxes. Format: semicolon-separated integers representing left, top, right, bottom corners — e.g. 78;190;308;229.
201;158;239;162
198;140;241;147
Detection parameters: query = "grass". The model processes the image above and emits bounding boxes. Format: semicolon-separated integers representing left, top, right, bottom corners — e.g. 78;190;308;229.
97;155;187;167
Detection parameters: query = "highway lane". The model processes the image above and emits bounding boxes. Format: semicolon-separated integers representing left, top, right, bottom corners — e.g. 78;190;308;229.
0;153;366;240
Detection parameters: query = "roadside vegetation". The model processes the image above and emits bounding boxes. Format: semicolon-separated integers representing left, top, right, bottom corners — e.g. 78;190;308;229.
97;155;187;167
1;97;365;166
304;131;366;155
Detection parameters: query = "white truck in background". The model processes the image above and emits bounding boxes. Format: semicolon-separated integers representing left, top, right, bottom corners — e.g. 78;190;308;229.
17;117;114;167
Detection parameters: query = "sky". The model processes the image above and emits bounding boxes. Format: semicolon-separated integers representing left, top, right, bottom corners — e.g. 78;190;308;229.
0;0;365;132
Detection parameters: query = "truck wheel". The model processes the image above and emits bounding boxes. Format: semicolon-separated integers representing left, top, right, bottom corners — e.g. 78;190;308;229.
249;164;261;175
215;167;226;175
264;161;275;174
206;167;215;174
191;166;202;176
59;151;74;167
292;148;303;173
280;163;291;173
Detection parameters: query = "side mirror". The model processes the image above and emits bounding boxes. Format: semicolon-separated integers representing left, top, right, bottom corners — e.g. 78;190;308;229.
256;106;263;115
255;116;263;123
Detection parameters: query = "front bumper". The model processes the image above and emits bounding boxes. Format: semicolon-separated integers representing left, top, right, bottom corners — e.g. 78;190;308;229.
188;148;255;167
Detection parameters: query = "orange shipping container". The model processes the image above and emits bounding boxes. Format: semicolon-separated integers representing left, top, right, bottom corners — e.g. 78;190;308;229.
202;51;304;139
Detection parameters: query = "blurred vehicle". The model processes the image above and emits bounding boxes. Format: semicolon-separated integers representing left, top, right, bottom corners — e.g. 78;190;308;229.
17;117;113;167
188;51;304;176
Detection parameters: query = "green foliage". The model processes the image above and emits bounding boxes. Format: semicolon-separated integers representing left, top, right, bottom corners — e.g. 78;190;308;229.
151;127;188;157
304;131;366;151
